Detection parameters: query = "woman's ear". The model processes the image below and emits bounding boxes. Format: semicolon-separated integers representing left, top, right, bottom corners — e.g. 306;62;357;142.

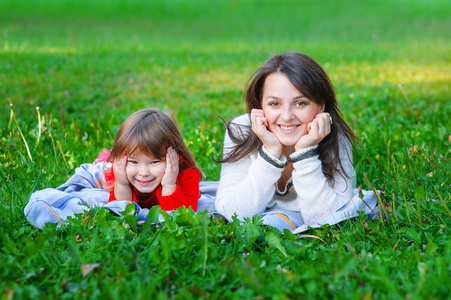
319;103;325;112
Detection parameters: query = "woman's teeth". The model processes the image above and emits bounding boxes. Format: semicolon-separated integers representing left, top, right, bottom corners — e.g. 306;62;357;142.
280;125;298;130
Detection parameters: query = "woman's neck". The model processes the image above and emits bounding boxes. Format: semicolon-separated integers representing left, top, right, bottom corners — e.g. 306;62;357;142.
282;145;295;157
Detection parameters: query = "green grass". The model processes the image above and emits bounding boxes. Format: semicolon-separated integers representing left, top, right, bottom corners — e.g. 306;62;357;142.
1;0;450;298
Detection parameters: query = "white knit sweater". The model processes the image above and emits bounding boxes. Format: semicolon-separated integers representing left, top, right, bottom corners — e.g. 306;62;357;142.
215;114;356;224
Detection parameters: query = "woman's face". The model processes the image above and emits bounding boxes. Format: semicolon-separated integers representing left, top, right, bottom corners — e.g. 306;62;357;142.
261;73;324;147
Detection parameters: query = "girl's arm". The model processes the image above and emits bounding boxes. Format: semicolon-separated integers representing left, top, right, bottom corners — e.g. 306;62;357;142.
215;115;285;220
160;147;179;196
290;136;356;224
157;147;200;211
112;155;133;201
156;168;201;211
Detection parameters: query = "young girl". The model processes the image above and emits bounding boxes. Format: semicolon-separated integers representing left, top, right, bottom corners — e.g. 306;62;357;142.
103;108;203;211
215;52;357;229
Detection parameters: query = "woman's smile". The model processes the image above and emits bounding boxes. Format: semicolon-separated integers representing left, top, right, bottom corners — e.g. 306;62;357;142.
278;124;300;132
261;73;324;149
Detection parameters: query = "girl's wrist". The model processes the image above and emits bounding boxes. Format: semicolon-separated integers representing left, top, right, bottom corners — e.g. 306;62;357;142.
115;181;130;188
162;183;177;188
161;183;177;196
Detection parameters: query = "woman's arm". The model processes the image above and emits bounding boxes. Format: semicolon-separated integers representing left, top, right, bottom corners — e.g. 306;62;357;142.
215;115;285;220
290;137;356;224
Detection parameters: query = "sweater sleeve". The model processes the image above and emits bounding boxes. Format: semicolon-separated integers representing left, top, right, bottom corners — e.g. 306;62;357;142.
156;168;201;212
215;115;285;220
290;136;356;224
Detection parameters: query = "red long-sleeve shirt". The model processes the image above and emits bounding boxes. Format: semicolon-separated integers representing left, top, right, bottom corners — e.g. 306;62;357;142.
105;167;200;211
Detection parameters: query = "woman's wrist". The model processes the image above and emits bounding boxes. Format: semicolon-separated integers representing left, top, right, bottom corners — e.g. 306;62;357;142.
263;145;282;159
260;146;287;168
289;145;319;163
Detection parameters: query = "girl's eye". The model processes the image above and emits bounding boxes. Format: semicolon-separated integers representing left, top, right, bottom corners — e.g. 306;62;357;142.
127;160;138;164
150;161;161;165
295;101;307;107
268;101;280;107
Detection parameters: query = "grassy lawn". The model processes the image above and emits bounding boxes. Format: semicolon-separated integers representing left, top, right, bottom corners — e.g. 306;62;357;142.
1;0;450;298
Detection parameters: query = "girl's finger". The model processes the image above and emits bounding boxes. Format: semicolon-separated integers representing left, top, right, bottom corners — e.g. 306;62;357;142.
166;150;172;168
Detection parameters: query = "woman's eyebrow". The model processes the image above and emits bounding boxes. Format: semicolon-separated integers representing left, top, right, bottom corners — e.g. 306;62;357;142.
264;95;281;100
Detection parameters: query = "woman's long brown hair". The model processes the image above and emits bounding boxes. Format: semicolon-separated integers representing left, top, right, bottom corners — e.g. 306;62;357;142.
219;52;356;185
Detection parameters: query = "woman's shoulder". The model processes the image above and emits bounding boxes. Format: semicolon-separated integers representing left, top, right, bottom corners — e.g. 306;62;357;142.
227;113;251;138
337;132;353;153
230;113;250;126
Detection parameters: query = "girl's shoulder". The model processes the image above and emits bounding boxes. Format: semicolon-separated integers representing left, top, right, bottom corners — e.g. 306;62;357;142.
178;166;202;182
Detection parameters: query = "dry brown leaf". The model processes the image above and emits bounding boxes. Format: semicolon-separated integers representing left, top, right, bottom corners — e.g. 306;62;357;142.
297;234;327;244
75;233;82;243
81;263;100;277
393;239;400;250
405;240;415;246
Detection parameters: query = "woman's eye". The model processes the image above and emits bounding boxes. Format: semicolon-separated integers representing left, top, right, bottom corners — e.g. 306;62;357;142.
127;160;137;164
295;101;307;107
150;161;160;165
269;102;279;107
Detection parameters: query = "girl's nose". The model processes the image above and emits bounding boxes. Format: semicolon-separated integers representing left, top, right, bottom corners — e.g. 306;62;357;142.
138;165;150;176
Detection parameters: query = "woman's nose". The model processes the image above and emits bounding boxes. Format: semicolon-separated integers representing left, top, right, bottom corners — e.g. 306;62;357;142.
281;106;294;121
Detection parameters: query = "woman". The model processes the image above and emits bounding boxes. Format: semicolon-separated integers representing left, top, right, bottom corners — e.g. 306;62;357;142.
215;52;357;229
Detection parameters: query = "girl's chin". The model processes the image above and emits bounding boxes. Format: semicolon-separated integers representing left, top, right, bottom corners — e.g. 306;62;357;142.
136;188;157;199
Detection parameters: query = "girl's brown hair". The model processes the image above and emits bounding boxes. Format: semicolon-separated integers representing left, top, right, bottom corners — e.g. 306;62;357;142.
109;108;204;179
220;52;356;184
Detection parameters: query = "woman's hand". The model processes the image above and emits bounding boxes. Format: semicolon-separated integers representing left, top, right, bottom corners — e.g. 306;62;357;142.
294;112;331;151
161;147;179;196
113;154;129;187
251;109;283;158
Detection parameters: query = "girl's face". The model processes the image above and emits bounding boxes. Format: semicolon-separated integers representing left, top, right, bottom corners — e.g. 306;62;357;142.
125;151;166;198
261;73;324;148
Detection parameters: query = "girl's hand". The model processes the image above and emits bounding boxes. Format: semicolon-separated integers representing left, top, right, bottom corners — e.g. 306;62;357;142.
294;112;331;151
251;109;283;158
161;147;179;189
113;154;129;187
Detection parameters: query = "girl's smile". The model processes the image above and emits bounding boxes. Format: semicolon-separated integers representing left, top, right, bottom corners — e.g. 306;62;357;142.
125;152;166;197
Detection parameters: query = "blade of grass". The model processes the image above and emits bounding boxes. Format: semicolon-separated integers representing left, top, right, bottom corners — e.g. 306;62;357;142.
36;106;42;146
434;185;451;217
403;193;413;224
363;174;389;222
8;101;33;162
402;138;416;181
